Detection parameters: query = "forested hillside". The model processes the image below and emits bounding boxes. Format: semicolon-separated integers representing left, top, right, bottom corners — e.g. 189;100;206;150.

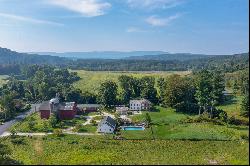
126;53;215;61
0;47;68;65
0;47;248;73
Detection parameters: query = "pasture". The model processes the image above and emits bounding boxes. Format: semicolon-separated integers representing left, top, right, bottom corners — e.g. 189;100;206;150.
1;135;248;165
0;75;8;87
72;70;191;94
122;106;249;141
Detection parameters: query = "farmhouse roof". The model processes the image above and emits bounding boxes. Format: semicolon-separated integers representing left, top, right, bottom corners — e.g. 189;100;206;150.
130;98;152;104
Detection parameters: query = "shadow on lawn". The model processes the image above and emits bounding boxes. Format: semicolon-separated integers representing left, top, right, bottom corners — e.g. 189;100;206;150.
150;107;160;112
219;94;238;106
0;157;23;165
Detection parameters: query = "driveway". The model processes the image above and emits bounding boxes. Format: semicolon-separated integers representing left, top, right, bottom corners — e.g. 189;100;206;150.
0;104;41;136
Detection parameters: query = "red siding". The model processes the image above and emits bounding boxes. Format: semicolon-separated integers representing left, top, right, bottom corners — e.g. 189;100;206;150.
58;106;77;120
40;110;50;119
84;107;98;112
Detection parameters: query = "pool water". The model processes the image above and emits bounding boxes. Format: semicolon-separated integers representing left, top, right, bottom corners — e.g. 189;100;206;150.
123;126;145;131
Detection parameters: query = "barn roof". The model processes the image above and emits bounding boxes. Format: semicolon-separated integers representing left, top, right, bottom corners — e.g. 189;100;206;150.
78;104;101;108
39;101;50;111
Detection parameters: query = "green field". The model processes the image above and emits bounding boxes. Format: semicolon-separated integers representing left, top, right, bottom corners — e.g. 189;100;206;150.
1;135;248;165
121;107;249;141
217;96;243;117
0;75;8;87
72;70;191;94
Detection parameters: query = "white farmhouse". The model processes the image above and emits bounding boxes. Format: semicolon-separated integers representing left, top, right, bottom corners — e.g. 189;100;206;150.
97;116;116;134
129;99;152;111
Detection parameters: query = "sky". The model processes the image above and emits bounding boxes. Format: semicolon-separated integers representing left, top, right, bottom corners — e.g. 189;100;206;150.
0;0;249;54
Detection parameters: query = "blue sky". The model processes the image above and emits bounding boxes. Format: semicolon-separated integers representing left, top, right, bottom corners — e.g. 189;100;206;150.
0;0;249;54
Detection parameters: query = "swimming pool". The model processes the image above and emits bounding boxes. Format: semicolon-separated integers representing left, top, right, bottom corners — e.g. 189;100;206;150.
122;126;145;131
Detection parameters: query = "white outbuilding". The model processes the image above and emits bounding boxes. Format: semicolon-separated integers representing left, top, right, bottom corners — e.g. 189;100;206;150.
97;116;116;134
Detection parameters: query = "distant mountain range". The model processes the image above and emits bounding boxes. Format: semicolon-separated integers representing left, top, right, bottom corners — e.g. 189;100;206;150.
28;51;167;59
0;47;249;73
0;47;68;65
125;53;218;61
29;51;239;61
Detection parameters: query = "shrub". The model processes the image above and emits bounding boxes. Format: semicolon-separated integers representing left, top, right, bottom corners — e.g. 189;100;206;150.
11;137;26;145
49;115;58;128
9;128;17;138
53;129;64;137
74;124;82;132
211;109;228;121
28;117;36;131
227;116;249;126
90;120;97;126
42;120;51;132
0;143;11;158
240;133;249;140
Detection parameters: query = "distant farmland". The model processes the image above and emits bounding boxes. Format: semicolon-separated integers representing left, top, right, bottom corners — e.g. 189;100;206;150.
72;70;191;94
0;75;9;87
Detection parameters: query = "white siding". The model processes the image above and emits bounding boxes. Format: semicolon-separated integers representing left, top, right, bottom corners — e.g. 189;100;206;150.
98;124;115;134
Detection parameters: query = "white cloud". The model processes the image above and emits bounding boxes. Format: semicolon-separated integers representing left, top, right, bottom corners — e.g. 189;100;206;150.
126;27;146;33
145;14;181;26
48;0;111;17
127;0;183;10
0;12;63;26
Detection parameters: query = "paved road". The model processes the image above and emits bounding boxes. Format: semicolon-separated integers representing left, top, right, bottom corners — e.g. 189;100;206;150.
0;131;101;137
0;104;41;136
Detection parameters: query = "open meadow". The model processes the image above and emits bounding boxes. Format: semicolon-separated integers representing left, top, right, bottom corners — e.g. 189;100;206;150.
1;135;249;165
72;70;191;94
0;75;8;87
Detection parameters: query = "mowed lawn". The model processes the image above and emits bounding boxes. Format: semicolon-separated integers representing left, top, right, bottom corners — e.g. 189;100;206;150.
121;107;249;141
217;96;243;117
72;70;191;94
1;135;248;165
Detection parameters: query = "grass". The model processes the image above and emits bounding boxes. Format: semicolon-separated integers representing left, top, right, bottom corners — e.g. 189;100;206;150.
75;124;98;133
217;95;243;117
0;135;248;165
72;70;191;94
121;106;249;141
0;75;9;87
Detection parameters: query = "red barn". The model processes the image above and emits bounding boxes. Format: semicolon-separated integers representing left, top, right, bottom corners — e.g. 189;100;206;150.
39;101;51;119
39;101;77;120
58;102;77;120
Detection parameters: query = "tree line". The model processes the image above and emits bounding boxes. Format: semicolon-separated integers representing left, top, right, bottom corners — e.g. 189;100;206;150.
1;65;249;122
0;47;248;74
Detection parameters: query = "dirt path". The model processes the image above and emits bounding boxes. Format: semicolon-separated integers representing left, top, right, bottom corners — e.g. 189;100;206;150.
34;138;44;165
